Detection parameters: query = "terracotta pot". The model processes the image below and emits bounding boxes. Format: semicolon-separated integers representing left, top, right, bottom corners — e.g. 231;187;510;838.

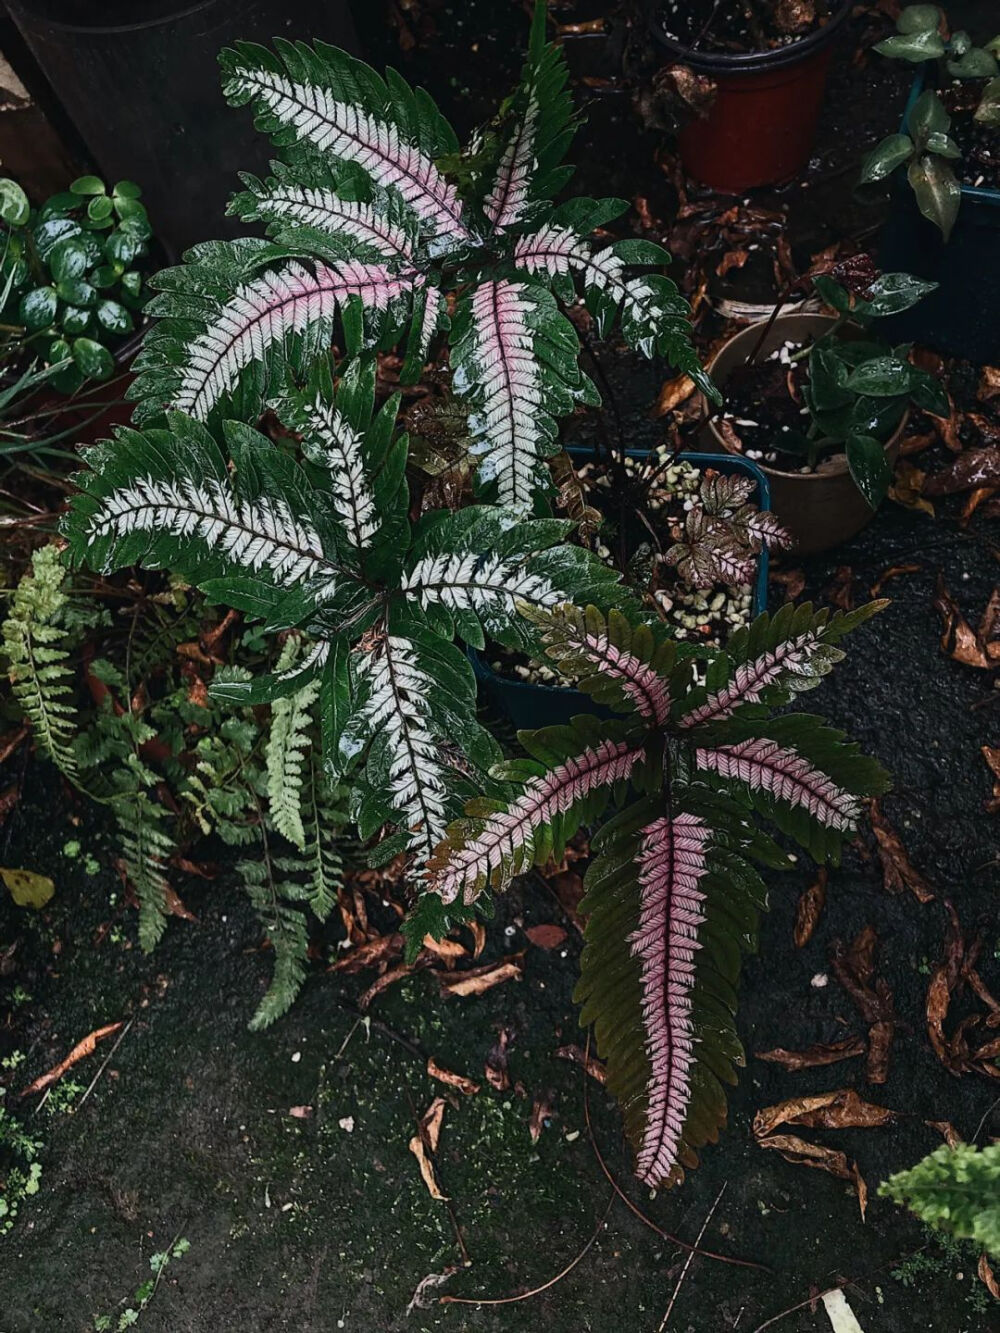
647;2;850;192
701;313;907;556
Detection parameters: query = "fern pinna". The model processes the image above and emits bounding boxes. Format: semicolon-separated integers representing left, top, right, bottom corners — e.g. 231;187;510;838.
428;601;889;1188
124;0;712;511
62;355;619;883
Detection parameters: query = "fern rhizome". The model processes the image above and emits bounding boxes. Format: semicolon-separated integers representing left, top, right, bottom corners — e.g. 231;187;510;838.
49;0;888;1189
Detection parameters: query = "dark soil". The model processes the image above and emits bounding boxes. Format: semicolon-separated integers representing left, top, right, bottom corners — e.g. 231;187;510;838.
721;342;817;463
943;84;1000;191
655;0;839;55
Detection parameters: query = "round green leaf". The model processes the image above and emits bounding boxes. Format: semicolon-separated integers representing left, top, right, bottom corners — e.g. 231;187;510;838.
947;48;998;79
37;190;77;221
1;257;29;293
975;76;1000;125
113;196;148;223
949;30;971;56
0;178;30;227
846;356;917;396
91;264;119;289
71;336;114;381
18;285;57;331
925;131;961;159
33;216;82;261
859;134;915;184
896;4;940;33
55;277;97;308
48;235;90;283
60;304;91;335
105;230;140;266
846;434;892;510
95;298;132;336
908;153;961;241
875;29;946;62
112;180;142;199
118;213;152;243
120;269;143;299
70;174;105;196
910;88;950;144
46;336;71;366
87;194;114;223
865;272;938;317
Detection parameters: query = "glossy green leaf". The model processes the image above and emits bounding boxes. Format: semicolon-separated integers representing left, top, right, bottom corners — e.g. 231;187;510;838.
96;298;132;336
55;277;97;308
105;230;141;266
48;235;90;283
976;77;1000;125
948;30;971;56
845;356;916;397
33;217;81;261
19;285;57;331
846;434;892;509
925;131;961;159
907;153;961;241
60;305;91;335
865;272;938;317
910;88;950;145
120;270;143;299
875;29;945;61
0;178;30;227
909;370;949;417
896;4;940;33
811;275;851;314
859;134;914;183
87;194;114;223
946;48;998;79
112;179;142;199
807;344;852;411
72;336;114;380
70;174;106;196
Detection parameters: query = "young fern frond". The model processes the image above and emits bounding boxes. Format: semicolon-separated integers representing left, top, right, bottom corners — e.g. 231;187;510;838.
2;545;80;781
113;786;175;953
266;640;321;850
239;847;312;1031
431;601;888;1189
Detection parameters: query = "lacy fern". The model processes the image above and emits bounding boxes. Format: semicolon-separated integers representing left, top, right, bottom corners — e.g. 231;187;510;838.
881;1144;1000;1258
125;1;711;509
64;355;619;874
429;599;889;1188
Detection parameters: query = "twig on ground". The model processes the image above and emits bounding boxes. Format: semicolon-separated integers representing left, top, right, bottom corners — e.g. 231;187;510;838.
657;1183;727;1331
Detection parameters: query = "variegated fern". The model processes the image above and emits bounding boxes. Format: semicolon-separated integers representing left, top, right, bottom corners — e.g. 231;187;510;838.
63;355;620;903
428;600;890;1189
125;1;712;511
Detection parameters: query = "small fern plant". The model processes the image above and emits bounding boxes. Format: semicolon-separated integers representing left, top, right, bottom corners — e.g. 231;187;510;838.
125;0;712;510
62;355;620;907
428;600;889;1187
881;1144;1000;1258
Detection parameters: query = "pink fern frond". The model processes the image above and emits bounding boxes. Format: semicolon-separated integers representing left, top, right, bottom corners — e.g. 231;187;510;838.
629;812;710;1186
695;738;860;830
576;633;671;725
678;631;823;728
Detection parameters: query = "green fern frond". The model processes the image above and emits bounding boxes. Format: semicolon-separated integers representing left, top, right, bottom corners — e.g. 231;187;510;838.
239;847;311;1030
113;788;175;953
300;752;349;920
266;639;321;849
881;1144;1000;1257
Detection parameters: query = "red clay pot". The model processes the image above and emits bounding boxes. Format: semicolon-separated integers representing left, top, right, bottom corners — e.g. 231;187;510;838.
649;2;850;192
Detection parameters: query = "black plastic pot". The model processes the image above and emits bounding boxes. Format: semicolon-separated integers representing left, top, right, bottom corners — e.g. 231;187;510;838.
646;0;850;191
470;450;771;734
878;72;1000;363
4;1;361;255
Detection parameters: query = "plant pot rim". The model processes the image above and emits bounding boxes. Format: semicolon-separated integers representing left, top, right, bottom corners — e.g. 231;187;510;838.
471;449;771;705
648;0;850;75
705;312;908;482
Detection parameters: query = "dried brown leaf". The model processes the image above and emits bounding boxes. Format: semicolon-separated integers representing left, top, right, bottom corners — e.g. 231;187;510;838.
485;1028;513;1091
926;1119;963;1147
870;563;922;596
978;367;1000;403
409;1098;448;1200
793;870;827;947
769;567;806;600
20;1022;124;1097
756;1036;866;1071
978;1254;1000;1301
753;1088;896;1137
529;1090;557;1143
437;956;523;998
925;448;1000;496
554;1044;607;1084
652;374;696;417
329;932;403;975
524;923;568;950
426;1056;480;1097
870;800;935;902
866;1019;894;1085
755;1132;868;1218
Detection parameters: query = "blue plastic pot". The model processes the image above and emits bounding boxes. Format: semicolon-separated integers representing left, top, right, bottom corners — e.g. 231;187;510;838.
877;71;1000;363
470;450;771;733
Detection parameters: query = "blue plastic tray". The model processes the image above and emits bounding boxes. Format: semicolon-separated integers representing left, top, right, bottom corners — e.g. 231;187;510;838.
470;450;771;733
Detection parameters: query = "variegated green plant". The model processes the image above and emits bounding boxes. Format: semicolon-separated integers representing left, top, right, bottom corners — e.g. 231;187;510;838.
125;0;712;510
63;356;621;940
429;600;890;1188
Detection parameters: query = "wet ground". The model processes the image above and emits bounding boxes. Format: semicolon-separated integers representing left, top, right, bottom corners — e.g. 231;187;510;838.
3;2;1000;1331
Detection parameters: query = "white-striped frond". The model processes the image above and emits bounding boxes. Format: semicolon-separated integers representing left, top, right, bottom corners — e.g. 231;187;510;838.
225;65;468;243
89;476;329;585
457;280;543;510
244;183;413;259
628;813;710;1186
483;96;539;231
678;631;825;728
175;259;413;421
515;223;626;297
401;552;556;614
357;635;449;858
295;393;378;550
276;637;331;681
696;738;861;831
413;285;444;365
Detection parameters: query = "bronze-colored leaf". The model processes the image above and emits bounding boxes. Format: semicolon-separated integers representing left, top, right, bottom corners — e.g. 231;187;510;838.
408;1098;448;1200
925;1119;962;1147
753;1088;896;1137
524;923;568;950
485;1027;513;1091
329;932;404;975
869;799;935;902
437;955;523;998
756;1036;866;1071
978;1253;1000;1301
652;374;696;417
20;1021;124;1097
755;1132;868;1219
925;448;1000;497
793;870;827;947
870;563;922;596
427;1056;480;1097
554;1043;607;1084
528;1090;557;1143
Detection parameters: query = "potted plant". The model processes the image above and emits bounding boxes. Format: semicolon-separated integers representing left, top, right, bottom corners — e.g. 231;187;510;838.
471;447;785;729
860;4;1000;359
644;0;851;190
701;264;947;553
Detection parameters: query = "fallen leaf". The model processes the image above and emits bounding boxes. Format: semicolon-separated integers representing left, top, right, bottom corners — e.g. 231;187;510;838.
753;1088;896;1137
1;867;55;910
755;1132;868;1218
358;959;423;1009
329;932;404;975
978;587;1000;661
890;461;934;515
0;784;20;825
925;448;1000;496
825;566;855;611
652;373;695;417
934;577;991;669
831;926;898;1084
0;723;29;766
485;1028;513;1091
20;1021;124;1097
465;921;487;959
870;563;921;596
869;800;935;902
769;567;806;600
427;1056;480;1097
525;923;568;950
716;248;749;278
866;1020;894;1085
756;1036;866;1071
978;366;1000;403
163;885;197;923
978;1253;1000;1301
926;964;955;1067
420;933;467;967
793;870;827;947
925;1119;963;1147
960;486;999;526
529;1090;557;1143
437;955;523;998
408;1098;448;1200
554;1044;607;1084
